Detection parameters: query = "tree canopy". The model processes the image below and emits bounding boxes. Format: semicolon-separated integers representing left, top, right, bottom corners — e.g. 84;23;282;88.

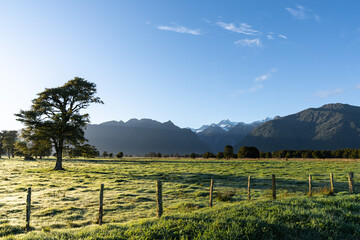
223;145;234;159
238;146;260;158
15;77;103;170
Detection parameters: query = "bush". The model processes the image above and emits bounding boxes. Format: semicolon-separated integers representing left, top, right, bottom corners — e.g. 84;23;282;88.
238;146;260;158
116;152;123;158
216;190;236;201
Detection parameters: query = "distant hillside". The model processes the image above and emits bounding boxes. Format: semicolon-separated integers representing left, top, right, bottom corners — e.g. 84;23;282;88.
85;119;209;155
236;103;360;152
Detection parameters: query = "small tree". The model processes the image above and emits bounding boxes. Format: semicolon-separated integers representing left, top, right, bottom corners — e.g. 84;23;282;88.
116;152;124;158
15;77;103;170
157;152;162;158
223;145;234;159
216;152;224;159
108;153;113;158
102;151;108;158
237;146;260;158
0;131;5;158
190;153;196;159
82;144;99;158
2;131;18;158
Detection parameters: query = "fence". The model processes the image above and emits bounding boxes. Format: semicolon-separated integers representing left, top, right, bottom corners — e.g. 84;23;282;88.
21;172;356;231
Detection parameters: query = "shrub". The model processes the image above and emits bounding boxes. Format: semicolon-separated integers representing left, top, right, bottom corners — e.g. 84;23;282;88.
216;190;236;201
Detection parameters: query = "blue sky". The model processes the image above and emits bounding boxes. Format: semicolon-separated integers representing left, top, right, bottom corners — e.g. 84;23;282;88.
1;0;360;130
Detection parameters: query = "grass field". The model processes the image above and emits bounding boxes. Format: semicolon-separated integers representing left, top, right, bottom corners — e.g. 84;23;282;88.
1;157;360;239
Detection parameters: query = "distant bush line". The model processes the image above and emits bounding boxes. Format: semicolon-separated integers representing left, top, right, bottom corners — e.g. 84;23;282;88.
192;147;360;159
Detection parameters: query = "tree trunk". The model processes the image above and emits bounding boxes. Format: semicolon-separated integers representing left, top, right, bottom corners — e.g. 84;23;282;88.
54;142;64;170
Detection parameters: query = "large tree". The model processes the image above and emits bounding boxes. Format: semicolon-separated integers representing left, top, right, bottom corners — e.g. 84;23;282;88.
15;77;103;170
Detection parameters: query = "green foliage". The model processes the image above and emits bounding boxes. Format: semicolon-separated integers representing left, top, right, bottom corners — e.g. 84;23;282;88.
202;152;214;159
15;77;103;170
145;152;157;158
223;145;233;159
238;146;260;158
68;144;99;158
116;152;124;158
190;153;196;159
1;130;17;158
81;144;99;158
261;149;360;159
216;190;236;201
216;152;224;159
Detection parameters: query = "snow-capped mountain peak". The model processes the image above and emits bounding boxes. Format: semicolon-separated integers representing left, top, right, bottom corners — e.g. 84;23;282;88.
214;119;239;131
191;118;272;133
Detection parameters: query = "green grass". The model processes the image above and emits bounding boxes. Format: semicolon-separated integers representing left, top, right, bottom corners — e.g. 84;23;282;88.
3;194;360;239
1;157;360;239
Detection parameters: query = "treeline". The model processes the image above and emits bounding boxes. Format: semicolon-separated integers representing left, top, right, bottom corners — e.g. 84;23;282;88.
191;146;360;159
0;130;101;159
262;149;360;159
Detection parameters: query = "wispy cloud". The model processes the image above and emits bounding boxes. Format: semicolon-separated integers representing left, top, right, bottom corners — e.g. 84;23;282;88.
278;34;287;39
286;5;320;22
157;24;200;35
217;22;260;35
254;68;277;82
315;88;344;98
355;84;360;89
267;35;275;40
233;69;277;96
234;38;261;47
234;84;264;95
286;5;308;19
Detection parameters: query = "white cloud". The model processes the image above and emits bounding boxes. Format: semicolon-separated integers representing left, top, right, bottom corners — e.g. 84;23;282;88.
233;68;277;96
278;34;287;39
267;34;274;40
286;5;320;22
286;5;309;19
254;68;277;82
233;84;264;96
315;88;344;98
202;18;211;24
234;38;261;47
217;22;260;35
157;25;201;35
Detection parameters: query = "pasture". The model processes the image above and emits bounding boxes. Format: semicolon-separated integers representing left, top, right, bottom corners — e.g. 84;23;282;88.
1;157;360;239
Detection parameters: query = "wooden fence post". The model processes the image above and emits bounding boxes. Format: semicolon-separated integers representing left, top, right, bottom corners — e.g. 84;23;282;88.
272;174;276;200
26;187;31;232
330;173;334;193
348;172;355;194
247;176;251;201
98;184;104;225
209;178;214;207
156;180;163;217
308;175;312;196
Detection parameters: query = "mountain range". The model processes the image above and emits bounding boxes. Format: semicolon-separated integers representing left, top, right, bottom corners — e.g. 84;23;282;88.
85;119;209;155
236;103;360;152
84;103;360;155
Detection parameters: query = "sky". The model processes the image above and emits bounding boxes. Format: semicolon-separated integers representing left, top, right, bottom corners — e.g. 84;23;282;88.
1;0;360;130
